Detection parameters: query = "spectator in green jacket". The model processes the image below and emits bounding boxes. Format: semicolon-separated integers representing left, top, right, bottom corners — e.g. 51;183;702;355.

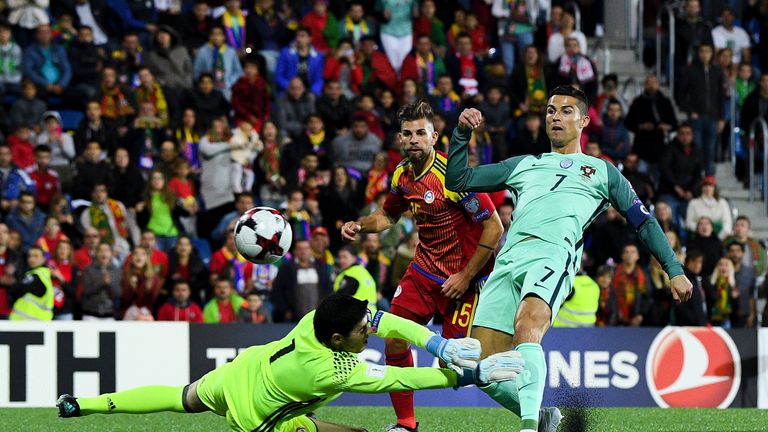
203;276;244;323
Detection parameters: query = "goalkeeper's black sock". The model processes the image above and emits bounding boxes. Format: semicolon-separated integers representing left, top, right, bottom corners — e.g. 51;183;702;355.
77;385;186;415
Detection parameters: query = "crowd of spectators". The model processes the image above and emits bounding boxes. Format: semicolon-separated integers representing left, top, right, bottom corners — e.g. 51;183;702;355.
0;0;766;328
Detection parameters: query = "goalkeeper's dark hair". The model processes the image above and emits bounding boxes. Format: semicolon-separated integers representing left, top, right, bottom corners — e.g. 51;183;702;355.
397;99;434;129
549;85;589;116
314;293;369;345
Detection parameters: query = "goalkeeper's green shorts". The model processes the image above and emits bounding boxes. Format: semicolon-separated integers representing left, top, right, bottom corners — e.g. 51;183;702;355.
473;238;575;335
195;345;318;432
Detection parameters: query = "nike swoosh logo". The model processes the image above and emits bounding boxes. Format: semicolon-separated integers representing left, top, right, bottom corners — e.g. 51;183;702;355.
533;282;546;289
519;382;535;391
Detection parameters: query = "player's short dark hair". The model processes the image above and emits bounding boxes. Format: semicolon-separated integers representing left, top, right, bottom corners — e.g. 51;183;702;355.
685;249;705;264
235;191;253;201
338;245;357;257
735;215;751;225
173;279;190;288
596;265;613;278
727;241;745;252
601;73;618;86
214;275;231;286
397;99;434;129
314;293;369;346
549;85;588;115
35;144;51;154
19;190;35;201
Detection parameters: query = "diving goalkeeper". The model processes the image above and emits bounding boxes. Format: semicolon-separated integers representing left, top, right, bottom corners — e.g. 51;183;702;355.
57;294;524;432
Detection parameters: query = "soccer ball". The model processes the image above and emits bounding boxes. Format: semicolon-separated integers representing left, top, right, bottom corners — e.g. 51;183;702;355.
234;207;293;264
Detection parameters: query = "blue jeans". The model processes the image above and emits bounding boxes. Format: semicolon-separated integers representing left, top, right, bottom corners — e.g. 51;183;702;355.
155;236;178;254
692;116;718;176
500;32;534;75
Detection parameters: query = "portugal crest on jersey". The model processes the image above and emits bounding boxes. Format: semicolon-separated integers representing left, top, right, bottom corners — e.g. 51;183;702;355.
580;165;596;178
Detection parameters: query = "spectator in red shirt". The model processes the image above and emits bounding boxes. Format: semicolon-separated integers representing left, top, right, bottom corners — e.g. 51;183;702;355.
464;13;488;57
357;35;398;94
120;246;162;319
25;145;59;210
231;57;271;132
612;244;652;326
167;159;198;217
50;239;78;320
300;0;338;55
238;290;272;323
124;230;169;288
203;276;243;323
35;216;69;260
323;41;362;99
8;124;35;170
0;223;19;318
157;280;203;322
210;227;254;295
74;227;101;271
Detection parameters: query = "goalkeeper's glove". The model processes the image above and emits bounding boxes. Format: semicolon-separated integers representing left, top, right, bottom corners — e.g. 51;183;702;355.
455;351;526;387
425;335;481;372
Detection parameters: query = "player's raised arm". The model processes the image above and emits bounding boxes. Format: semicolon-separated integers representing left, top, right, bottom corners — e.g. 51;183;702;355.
324;350;525;394
602;160;692;303
446;109;521;192
341;208;400;242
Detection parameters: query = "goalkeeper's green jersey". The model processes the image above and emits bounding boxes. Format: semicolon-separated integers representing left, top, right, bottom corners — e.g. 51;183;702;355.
445;127;683;278
197;310;457;432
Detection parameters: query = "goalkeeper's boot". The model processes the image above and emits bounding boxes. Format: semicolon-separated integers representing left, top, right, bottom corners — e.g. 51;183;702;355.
538;407;563;432
384;422;419;432
56;394;81;418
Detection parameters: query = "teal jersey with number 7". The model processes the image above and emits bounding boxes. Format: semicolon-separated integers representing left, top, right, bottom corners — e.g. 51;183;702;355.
445;127;684;278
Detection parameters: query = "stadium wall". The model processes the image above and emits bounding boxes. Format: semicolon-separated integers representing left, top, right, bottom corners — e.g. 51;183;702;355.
0;322;761;409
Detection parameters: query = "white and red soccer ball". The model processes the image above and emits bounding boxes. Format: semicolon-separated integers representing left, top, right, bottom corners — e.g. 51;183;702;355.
234;207;292;264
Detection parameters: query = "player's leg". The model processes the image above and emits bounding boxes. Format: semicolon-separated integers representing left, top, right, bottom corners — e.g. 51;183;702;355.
57;384;195;417
465;265;524;415
385;267;436;431
512;295;551;432
470;325;521;415
513;243;573;432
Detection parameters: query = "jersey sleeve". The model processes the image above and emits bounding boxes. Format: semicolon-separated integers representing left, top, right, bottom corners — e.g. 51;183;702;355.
369;310;436;348
335;361;457;393
603;161;684;278
446;127;527;192
382;164;409;217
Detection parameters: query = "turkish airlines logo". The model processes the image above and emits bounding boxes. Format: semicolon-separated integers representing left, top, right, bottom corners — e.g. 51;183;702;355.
646;327;740;408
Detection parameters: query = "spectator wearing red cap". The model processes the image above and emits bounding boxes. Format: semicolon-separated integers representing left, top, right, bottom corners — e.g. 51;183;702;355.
310;226;334;275
686;176;733;240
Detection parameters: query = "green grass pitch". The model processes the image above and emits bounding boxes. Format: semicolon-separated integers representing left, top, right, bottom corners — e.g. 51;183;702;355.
7;407;768;431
